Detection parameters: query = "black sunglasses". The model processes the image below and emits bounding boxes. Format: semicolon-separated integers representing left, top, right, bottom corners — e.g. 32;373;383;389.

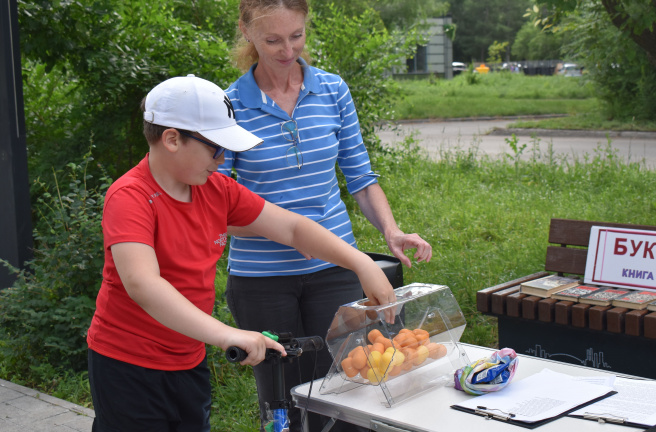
177;130;226;159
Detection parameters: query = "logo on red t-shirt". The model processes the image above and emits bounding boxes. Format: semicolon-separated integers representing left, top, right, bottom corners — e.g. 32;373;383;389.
214;233;227;246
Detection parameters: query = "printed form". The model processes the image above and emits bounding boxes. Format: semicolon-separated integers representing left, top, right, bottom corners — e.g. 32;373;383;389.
453;368;615;424
570;376;656;427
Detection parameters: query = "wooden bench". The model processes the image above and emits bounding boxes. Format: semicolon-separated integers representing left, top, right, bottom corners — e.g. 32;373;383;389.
477;218;656;378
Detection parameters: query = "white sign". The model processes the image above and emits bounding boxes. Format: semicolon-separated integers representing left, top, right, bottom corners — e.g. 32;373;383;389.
585;226;656;291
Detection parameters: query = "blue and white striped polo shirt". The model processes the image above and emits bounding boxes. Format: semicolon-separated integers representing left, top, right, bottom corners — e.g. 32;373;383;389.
217;59;379;276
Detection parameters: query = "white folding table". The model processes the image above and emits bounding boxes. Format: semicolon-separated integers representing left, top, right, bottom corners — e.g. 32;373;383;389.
291;344;651;432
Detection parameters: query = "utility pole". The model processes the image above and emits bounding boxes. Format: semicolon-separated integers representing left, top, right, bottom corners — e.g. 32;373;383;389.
1;0;33;288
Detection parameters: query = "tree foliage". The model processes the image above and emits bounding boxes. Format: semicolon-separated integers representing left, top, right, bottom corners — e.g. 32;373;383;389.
19;0;241;180
312;0;449;31
528;0;656;120
309;4;426;147
6;1;428;382
0;153;110;374
512;21;564;60
531;0;656;68
450;0;532;62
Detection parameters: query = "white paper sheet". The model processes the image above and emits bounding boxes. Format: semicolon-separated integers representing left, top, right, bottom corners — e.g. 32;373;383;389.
570;376;656;427
453;368;615;423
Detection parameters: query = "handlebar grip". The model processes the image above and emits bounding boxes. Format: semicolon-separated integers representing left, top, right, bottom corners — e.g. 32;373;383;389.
225;346;248;363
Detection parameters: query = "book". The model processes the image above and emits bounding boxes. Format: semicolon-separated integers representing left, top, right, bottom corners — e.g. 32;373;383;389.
579;288;631;306
611;290;656;310
519;275;580;298
551;285;603;302
647;301;656;312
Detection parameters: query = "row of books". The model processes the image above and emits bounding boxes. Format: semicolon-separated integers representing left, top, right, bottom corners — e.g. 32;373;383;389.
519;274;656;311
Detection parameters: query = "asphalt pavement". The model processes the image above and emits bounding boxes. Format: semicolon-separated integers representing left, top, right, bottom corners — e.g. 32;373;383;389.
378;117;656;169
0;378;94;431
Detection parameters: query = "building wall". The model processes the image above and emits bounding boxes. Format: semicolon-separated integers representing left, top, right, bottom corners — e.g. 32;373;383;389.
404;16;453;79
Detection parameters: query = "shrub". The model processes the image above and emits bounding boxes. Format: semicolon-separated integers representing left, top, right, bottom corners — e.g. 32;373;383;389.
0;150;110;376
309;4;425;150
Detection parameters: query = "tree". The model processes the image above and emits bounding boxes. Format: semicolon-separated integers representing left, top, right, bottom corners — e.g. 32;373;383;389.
532;0;656;68
309;5;426;146
19;0;241;179
450;0;532;62
512;21;564;60
312;0;449;31
527;0;656;120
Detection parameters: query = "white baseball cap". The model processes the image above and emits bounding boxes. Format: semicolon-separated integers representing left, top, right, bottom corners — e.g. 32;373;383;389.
143;75;262;152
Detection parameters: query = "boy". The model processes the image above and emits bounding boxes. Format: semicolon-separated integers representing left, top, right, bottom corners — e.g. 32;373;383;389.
86;75;396;431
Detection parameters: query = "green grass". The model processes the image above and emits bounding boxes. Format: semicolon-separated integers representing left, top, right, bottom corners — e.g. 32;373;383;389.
352;139;656;349
394;73;597;120
393;73;656;131
10;140;656;430
7;73;656;429
214;140;655;430
511;110;656;132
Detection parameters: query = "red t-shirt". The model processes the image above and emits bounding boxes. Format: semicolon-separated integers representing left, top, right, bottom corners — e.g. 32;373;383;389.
87;155;264;370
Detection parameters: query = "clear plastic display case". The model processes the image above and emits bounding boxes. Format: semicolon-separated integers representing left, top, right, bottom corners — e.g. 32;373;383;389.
319;283;470;408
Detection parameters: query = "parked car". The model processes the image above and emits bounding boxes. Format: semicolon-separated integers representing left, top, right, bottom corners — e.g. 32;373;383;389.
452;61;467;76
558;63;583;77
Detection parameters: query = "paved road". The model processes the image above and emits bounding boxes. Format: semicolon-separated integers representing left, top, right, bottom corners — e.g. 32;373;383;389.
378;118;656;169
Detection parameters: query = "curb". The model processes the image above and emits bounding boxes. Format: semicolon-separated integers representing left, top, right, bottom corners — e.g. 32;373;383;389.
488;127;656;140
0;378;95;418
382;116;656;140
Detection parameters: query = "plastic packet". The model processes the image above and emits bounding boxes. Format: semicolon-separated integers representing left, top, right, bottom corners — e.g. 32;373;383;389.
453;347;518;395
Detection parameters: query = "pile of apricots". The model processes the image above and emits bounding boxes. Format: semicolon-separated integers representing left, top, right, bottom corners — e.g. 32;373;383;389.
340;328;447;384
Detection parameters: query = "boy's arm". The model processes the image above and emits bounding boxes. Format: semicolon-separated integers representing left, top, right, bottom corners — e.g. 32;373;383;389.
243;201;397;307
111;242;285;365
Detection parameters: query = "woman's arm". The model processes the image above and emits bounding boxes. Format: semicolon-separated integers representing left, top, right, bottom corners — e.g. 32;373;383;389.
353;183;432;268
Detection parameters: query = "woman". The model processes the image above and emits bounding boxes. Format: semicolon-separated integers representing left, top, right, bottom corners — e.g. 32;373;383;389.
218;1;432;430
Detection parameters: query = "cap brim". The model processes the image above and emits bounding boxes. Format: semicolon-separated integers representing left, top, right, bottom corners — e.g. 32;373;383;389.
199;124;263;152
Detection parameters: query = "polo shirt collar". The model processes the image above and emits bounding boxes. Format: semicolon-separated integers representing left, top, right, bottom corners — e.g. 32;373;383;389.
238;57;320;110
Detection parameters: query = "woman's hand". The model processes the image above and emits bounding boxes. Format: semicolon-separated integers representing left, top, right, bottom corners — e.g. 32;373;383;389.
386;230;432;268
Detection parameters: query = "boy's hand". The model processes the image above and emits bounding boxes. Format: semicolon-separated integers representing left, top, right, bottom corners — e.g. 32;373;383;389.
356;257;397;323
230;330;287;366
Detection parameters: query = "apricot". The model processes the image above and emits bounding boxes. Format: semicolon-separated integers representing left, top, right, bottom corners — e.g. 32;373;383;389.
426;342;447;360
367;350;382;369
380;351;394;372
362;300;379;320
400;335;419;349
368;329;383;344
413;328;429;338
392;332;406;344
349;345;365;358
371;342;385;354
392;350;405;366
388;365;403;377
401;348;415;371
413;329;430;345
351;349;367;370
341;357;359;377
375;336;393;350
413;345;429;366
367;367;383;384
342;307;364;330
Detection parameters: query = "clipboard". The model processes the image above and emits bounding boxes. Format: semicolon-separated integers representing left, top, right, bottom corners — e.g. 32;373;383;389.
570;411;656;429
567;375;656;429
451;390;617;429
